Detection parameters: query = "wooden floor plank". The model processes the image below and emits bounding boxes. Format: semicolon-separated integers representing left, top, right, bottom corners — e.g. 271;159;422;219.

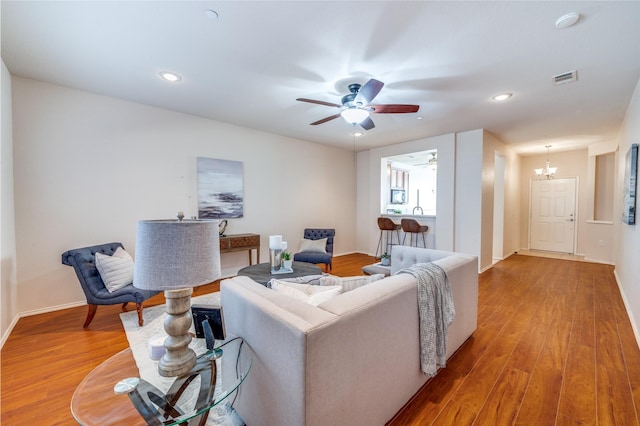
2;253;640;426
557;343;597;424
431;293;537;425
514;319;573;425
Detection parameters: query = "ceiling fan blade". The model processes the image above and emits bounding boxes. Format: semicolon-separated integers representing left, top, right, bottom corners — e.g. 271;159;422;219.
360;116;375;130
297;98;341;108
369;104;420;113
355;79;384;105
310;113;341;126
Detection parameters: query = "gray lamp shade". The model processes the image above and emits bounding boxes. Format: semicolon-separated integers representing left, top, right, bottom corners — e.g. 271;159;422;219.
133;220;221;291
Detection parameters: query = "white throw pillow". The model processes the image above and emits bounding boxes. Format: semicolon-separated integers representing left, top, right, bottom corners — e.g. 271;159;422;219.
270;279;342;306
95;247;134;293
320;273;386;292
299;238;327;253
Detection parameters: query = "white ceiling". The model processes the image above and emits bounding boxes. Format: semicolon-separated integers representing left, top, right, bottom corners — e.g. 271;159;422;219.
2;1;640;155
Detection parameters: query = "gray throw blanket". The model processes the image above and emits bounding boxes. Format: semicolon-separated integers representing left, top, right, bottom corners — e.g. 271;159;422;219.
398;262;455;377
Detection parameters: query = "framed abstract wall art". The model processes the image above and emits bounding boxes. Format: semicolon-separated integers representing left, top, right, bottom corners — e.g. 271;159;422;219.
197;157;244;219
622;143;638;225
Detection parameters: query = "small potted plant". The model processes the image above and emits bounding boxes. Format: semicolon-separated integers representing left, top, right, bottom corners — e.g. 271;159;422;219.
282;251;293;270
380;253;391;266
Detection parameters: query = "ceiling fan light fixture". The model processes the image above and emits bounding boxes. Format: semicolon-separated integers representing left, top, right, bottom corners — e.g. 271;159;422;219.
341;108;369;125
428;153;438;170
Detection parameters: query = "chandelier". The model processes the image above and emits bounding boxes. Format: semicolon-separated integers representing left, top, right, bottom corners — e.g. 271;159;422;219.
534;145;558;179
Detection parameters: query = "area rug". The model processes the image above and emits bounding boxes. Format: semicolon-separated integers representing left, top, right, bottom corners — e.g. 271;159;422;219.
119;292;244;425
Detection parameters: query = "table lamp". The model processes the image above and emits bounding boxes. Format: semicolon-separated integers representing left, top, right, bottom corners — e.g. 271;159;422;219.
133;216;221;377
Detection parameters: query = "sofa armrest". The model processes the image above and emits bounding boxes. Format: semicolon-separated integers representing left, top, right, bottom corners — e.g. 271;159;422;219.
220;276;336;426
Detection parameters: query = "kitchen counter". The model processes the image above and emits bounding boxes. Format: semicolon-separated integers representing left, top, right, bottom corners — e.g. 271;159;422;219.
379;215;436;249
382;213;435;219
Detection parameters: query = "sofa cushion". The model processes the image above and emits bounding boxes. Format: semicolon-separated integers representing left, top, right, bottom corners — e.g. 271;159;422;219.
299;237;327;253
94;247;134;293
270;279;342;306
319;273;387;292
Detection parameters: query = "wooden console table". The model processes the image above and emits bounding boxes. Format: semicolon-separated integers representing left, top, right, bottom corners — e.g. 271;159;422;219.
219;233;260;265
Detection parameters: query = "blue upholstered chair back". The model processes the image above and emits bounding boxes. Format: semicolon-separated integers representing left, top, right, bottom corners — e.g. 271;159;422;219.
61;242;159;327
293;228;335;271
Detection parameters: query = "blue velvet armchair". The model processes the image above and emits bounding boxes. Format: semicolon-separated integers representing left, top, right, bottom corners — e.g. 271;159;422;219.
293;228;335;272
61;242;159;327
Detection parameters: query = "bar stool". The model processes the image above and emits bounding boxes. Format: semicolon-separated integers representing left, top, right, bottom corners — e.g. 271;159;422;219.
401;218;429;248
375;217;401;259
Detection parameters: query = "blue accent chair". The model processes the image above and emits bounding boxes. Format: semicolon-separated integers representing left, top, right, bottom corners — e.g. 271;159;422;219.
293;228;335;272
61;242;159;327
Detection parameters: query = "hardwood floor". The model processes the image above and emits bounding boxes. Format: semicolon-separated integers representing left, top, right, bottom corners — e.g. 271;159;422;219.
2;253;639;425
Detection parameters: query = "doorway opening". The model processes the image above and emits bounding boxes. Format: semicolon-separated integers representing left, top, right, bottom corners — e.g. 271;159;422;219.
382;150;437;216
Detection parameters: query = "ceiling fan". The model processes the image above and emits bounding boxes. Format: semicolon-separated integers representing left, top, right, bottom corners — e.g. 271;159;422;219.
296;79;420;131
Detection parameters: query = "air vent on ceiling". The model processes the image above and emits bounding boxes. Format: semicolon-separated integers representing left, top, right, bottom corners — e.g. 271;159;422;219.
553;70;578;85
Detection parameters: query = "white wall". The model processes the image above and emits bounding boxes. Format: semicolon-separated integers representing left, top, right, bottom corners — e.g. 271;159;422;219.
614;76;640;343
11;77;357;315
583;140;618;264
454;130;484;263
1;60;19;344
482;131;508;268
455;129;510;272
503;147;522;257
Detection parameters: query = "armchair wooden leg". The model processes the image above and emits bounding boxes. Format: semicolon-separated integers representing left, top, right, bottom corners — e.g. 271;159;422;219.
122;302;129;312
83;304;98;328
136;303;144;326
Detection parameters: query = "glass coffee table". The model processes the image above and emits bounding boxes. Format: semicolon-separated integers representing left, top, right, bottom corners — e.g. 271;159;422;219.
237;261;323;285
71;337;252;425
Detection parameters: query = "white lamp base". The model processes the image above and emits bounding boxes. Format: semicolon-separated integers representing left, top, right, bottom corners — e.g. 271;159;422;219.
159;288;196;377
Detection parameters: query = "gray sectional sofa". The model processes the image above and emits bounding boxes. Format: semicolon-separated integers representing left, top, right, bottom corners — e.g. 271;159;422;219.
220;246;478;426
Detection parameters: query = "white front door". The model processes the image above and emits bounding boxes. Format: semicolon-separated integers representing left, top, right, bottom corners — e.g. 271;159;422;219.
530;178;576;253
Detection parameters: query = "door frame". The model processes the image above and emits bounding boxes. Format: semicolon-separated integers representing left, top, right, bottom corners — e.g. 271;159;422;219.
528;177;579;254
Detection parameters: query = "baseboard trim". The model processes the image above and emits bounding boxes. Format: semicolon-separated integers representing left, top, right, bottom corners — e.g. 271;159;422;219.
1;301;88;350
584;257;615;265
479;263;493;273
20;300;86;318
0;313;21;350
613;269;640;350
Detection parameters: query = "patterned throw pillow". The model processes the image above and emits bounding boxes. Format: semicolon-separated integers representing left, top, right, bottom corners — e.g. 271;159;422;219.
95;247;134;293
319;273;386;292
270;280;342;306
275;274;326;286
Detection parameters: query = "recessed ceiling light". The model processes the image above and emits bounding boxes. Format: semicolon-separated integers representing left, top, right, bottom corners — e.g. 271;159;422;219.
416;116;424;120
492;93;512;102
159;72;181;82
203;9;219;19
353;132;363;137
555;12;580;29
